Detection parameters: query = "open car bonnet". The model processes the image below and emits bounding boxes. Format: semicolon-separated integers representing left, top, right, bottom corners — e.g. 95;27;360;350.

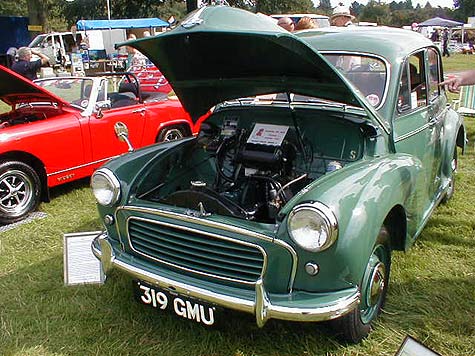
0;65;71;107
122;6;379;123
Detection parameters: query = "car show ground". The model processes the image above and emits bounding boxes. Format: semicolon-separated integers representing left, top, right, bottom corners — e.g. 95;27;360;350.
0;48;474;356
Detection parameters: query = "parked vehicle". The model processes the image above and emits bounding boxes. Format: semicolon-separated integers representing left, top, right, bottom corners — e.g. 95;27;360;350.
270;13;330;28
0;65;193;224
90;7;465;343
127;64;172;94
28;30;125;68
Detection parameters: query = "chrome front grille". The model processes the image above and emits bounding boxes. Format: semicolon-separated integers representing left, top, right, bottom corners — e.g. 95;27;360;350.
127;217;265;284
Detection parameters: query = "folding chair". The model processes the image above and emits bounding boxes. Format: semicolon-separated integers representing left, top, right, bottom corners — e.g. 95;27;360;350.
453;84;475;116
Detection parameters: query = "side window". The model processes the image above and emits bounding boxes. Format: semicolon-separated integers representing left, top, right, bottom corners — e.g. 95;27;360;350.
427;48;440;101
397;52;427;113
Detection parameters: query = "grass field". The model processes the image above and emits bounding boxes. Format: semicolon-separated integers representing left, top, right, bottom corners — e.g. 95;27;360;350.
0;55;474;356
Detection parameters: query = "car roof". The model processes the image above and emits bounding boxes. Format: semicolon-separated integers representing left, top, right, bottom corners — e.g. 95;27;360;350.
296;26;435;63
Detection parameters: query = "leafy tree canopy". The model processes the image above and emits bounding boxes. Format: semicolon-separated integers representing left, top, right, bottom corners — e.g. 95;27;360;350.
0;0;463;32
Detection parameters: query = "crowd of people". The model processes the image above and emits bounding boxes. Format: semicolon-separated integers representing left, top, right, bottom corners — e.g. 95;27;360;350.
276;4;354;33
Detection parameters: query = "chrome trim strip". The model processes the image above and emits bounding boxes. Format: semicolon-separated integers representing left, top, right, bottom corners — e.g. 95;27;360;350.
92;233;360;324
394;122;431;143
118;206;274;241
116;206;299;292
47;156;118;177
125;215;268;285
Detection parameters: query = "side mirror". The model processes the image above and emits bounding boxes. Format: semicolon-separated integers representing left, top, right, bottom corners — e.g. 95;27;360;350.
114;122;134;152
95;100;111;110
95;101;111;119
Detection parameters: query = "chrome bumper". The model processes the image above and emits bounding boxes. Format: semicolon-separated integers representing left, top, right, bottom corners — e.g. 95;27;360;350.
92;232;360;326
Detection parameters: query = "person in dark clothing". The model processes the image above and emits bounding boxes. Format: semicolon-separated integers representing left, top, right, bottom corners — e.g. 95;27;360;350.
430;29;439;42
442;28;450;57
11;47;50;80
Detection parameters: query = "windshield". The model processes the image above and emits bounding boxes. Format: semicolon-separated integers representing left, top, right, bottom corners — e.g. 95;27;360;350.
323;54;387;108
28;34;47;48
35;78;94;108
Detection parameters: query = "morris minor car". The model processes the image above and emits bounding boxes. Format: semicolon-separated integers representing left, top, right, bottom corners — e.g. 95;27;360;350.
0;67;193;224
91;7;465;343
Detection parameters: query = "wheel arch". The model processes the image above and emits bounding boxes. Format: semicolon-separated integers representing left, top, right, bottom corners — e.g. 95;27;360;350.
155;122;192;142
0;151;49;202
383;204;407;251
456;124;466;153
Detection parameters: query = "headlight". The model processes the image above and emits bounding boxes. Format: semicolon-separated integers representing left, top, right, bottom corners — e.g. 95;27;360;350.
91;168;121;206
288;202;338;252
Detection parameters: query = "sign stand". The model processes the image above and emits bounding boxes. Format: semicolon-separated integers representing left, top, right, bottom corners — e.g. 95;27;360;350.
63;231;105;286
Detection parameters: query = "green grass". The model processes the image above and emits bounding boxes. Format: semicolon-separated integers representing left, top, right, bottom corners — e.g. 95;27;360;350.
443;53;475;73
0;60;475;356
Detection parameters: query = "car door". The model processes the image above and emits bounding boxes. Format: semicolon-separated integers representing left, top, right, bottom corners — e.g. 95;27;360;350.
425;47;445;199
392;49;441;221
88;78;146;164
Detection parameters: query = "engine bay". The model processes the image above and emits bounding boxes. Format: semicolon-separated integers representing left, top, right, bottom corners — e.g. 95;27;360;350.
0;105;60;129
140;106;366;223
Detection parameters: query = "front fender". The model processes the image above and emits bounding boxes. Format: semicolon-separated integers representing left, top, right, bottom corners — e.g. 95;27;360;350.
280;154;422;290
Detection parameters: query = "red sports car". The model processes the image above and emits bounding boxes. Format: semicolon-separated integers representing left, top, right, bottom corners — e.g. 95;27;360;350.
128;64;173;94
0;65;194;224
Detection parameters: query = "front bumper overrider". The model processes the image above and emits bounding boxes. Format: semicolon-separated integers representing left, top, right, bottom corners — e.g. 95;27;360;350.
91;232;360;326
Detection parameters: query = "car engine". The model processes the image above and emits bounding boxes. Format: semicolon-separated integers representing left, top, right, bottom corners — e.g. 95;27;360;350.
158;118;315;223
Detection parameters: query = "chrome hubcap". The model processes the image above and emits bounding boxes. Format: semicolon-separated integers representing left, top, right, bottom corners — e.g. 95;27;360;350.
366;262;386;308
163;128;183;142
0;170;33;214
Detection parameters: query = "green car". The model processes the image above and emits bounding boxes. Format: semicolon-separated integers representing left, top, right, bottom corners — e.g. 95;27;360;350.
90;6;466;343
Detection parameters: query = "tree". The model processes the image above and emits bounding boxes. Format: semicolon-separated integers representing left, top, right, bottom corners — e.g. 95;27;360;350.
454;0;475;21
256;0;315;14
359;0;391;25
318;0;332;13
187;0;198;13
0;0;27;16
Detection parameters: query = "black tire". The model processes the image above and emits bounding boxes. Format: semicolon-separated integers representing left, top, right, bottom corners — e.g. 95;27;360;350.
0;161;41;225
441;146;457;204
331;226;391;343
156;125;186;143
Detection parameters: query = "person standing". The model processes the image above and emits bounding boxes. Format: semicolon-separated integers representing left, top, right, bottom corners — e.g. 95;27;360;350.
331;4;355;27
430;29;439;42
442;28;450;57
126;34;138;68
11;47;50;80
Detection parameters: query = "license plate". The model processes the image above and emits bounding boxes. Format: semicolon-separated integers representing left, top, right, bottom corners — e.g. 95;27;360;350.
133;280;217;326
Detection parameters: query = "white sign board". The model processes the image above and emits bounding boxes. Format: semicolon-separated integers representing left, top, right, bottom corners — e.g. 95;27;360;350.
247;124;289;146
63;231;105;286
395;336;442;356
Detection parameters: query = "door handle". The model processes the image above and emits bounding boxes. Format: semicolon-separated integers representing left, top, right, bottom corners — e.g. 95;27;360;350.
132;108;146;113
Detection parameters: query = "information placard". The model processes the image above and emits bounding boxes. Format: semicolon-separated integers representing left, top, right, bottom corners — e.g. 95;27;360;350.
395;336;442;356
63;231;105;286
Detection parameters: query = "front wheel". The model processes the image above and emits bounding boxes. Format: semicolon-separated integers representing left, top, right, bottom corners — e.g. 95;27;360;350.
331;226;391;343
0;161;41;225
156;125;186;143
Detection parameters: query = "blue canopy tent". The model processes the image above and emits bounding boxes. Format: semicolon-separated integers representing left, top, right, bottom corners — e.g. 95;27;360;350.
76;18;169;31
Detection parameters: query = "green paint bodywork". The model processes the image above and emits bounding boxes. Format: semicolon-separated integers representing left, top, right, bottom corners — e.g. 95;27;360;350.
95;6;465;329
